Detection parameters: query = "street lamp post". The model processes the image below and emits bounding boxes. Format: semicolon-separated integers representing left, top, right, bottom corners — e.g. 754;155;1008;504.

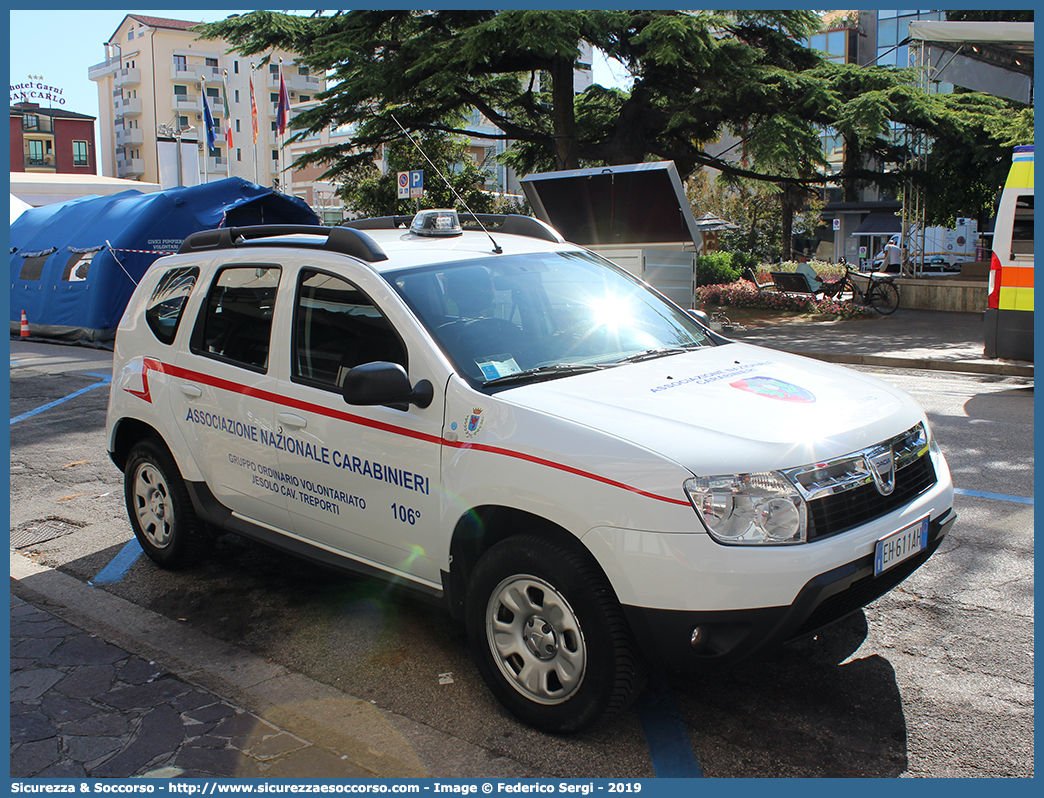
158;118;195;187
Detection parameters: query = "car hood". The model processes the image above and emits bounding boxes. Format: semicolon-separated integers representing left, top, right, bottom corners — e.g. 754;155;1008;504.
500;342;925;476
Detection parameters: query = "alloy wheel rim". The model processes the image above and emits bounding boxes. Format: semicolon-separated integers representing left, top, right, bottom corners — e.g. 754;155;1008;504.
485;574;586;705
133;463;173;549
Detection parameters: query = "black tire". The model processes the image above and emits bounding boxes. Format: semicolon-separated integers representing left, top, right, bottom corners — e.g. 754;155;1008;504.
869;281;900;315
465;534;647;733
123;437;209;569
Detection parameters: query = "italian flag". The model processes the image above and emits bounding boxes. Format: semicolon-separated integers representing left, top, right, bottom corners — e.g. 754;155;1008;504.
223;75;233;150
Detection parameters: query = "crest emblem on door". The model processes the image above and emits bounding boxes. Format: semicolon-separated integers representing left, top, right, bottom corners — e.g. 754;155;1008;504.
465;408;485;438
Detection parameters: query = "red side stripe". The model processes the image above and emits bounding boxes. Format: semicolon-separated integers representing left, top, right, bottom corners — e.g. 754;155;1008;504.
127;359;690;507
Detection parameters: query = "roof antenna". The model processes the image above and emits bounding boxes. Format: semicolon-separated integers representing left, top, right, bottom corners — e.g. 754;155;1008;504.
389;113;502;254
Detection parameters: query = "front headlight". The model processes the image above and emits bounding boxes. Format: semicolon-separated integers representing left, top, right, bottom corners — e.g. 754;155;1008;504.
684;472;807;545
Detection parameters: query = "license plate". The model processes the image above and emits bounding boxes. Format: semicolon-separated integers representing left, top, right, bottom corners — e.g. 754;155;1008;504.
874;516;930;576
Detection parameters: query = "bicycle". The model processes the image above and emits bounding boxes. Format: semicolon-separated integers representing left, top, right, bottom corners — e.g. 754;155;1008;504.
709;309;745;332
821;266;900;315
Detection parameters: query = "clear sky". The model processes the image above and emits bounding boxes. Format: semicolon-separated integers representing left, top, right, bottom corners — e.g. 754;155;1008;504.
8;9;631;176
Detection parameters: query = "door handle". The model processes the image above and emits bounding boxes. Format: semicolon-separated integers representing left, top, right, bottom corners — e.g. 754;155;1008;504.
277;412;307;429
179;384;202;398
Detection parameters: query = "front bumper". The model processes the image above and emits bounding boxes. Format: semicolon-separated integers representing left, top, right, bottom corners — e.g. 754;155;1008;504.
622;507;955;671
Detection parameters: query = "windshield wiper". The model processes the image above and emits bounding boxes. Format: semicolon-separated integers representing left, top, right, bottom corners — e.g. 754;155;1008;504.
483;363;607;387
612;345;700;364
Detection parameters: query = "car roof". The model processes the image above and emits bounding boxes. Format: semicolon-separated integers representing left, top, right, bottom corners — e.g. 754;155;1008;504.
178;216;580;274
361;228;575;273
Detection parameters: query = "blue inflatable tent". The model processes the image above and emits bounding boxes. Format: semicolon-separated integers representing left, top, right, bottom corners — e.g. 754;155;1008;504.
10;178;320;341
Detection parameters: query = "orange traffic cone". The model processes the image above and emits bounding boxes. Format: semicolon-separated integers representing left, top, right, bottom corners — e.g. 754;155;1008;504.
20;309;30;338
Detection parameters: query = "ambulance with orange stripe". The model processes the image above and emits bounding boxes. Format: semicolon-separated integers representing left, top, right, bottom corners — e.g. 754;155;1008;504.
984;145;1034;362
106;210;954;732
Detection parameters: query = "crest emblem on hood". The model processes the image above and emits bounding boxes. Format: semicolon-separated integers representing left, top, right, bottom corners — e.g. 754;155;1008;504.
730;376;816;404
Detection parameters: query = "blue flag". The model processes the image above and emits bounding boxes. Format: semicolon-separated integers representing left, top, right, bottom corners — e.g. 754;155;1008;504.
202;91;216;152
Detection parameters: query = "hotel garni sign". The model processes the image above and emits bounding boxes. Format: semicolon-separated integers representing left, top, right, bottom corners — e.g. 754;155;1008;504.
11;75;67;105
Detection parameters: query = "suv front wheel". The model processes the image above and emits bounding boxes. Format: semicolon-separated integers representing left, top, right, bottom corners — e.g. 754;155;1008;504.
123;438;209;569
465;534;647;733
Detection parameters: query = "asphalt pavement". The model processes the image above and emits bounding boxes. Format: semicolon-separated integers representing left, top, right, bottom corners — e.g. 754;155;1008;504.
725;307;1033;378
8;308;1033;779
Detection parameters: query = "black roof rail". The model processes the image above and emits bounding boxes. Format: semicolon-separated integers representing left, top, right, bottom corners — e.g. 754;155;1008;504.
461;214;565;244
342;216;415;230
178;225;388;262
342;213;565;244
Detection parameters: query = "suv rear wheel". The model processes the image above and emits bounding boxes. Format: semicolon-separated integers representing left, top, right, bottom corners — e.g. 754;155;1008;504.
124;438;209;569
465;534;647;733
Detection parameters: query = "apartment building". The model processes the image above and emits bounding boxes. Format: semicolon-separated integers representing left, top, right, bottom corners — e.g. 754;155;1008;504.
9;102;96;175
88;14;323;191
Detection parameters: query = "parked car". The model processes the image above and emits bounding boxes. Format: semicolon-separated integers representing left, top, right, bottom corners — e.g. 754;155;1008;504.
106;211;955;732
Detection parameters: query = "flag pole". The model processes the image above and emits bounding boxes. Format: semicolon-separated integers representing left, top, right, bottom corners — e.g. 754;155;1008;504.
222;69;231;178
250;63;258;186
279;57;285;194
200;77;208;184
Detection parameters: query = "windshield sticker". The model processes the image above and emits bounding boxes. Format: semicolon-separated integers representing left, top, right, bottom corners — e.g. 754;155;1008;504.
477;353;522;380
650;360;773;393
730;376;816;403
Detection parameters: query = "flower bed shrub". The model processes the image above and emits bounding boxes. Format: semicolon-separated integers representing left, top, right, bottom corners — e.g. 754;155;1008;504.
696;252;741;286
694;280;875;319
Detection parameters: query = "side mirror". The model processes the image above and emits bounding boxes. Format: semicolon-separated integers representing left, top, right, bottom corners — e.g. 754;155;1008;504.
688;309;710;325
342;362;434;411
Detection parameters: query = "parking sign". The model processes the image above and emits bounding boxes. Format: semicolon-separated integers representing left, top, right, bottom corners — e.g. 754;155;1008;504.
410;170;424;198
397;172;410;199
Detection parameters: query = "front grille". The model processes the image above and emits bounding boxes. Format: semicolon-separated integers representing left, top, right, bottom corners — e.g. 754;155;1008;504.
782;424;939;543
807;454;936;541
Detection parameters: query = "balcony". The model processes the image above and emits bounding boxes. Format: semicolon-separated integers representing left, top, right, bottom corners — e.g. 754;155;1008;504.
24;154;56;171
172;96;202;114
114;98;143;118
116;158;146;177
88;58;119;81
116;128;145;148
171;64;222;82
266;71;321;93
114;68;141;88
204;156;229;173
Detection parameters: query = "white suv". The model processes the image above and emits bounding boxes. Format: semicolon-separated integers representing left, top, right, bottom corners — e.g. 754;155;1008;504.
106;211;955;732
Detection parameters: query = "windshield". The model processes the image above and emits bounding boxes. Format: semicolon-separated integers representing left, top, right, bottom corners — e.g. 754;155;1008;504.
390;250;714;388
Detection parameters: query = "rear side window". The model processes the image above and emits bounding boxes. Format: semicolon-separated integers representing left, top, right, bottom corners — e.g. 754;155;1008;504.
145;266;199;345
1011;194;1033;258
194;265;280;371
292;268;407;390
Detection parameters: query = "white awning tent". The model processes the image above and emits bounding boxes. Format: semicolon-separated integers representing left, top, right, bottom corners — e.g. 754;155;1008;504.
9;172;162;208
907;21;1034;104
10;193;33;224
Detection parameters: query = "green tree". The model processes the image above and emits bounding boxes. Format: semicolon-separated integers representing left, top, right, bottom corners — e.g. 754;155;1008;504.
197;11;1025;237
338;132;525;218
197;10;829;182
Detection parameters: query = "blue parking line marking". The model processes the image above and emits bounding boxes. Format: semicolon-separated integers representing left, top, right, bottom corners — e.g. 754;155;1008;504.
954;488;1033;505
637;671;703;777
9;372;111;425
92;539;143;585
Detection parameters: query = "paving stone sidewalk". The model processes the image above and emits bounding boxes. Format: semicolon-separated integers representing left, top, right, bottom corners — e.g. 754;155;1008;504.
10;593;368;779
